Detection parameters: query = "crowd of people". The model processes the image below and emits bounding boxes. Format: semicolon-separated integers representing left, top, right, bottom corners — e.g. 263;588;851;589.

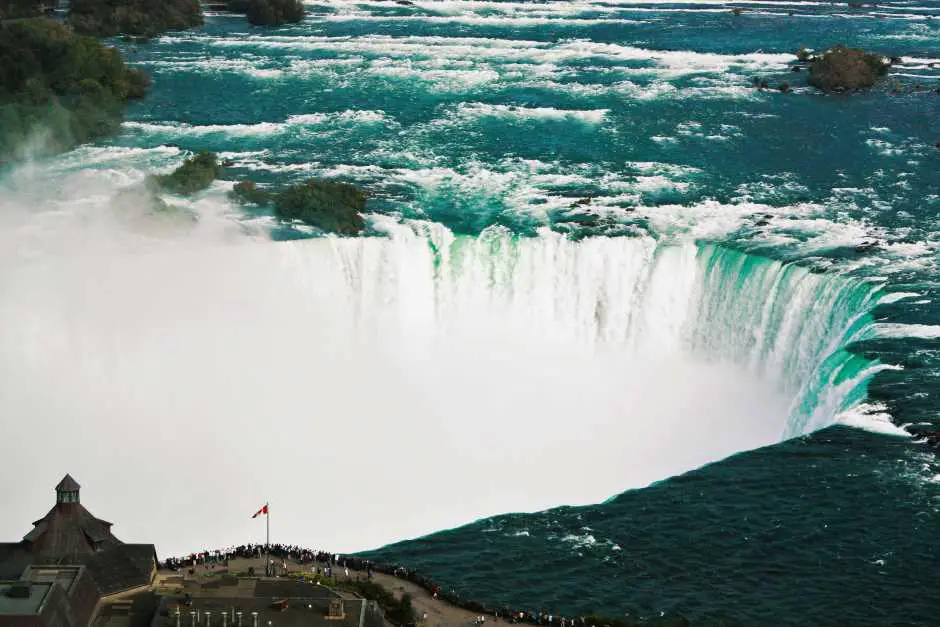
159;544;675;627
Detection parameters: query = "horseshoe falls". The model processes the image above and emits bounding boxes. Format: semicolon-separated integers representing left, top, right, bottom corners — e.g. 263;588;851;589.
2;0;940;624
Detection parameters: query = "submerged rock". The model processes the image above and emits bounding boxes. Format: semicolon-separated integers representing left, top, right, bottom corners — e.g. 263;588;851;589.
807;45;889;92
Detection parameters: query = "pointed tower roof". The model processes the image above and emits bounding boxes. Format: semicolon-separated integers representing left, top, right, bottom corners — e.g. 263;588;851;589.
56;474;81;492
20;475;121;560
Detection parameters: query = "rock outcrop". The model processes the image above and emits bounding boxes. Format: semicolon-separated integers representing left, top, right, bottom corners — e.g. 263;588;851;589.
805;45;890;92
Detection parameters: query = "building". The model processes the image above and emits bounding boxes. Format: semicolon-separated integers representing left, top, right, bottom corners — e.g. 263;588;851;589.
0;476;158;627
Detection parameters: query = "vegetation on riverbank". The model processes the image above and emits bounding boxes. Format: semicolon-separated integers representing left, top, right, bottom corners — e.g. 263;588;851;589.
68;0;203;37
0;18;150;160
225;0;304;26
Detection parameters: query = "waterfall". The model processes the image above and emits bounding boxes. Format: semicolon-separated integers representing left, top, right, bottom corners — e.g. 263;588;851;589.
0;222;884;554
284;224;882;438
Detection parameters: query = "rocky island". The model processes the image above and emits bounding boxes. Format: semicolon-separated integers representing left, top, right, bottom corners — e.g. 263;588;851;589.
801;44;890;92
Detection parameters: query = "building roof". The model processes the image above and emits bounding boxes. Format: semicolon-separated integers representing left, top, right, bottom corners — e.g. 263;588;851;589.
0;581;54;616
25;503;120;561
55;475;81;493
0;544;34;581
21;565;84;595
83;545;158;596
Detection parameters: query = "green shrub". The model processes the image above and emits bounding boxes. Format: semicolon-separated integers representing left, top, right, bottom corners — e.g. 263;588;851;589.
274;178;366;235
68;0;204;37
154;151;221;195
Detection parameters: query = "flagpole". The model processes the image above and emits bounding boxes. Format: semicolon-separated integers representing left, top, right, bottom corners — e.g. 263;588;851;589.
265;502;270;576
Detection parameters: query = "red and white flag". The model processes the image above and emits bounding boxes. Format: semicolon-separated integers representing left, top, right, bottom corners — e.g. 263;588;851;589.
251;504;269;518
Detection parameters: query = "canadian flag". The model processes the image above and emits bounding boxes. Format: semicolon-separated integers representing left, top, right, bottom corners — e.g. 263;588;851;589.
251;504;269;518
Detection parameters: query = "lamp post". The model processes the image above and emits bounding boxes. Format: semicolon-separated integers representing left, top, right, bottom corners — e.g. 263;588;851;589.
251;611;258;627
236;611;243;627
190;611;196;627
205;611;212;627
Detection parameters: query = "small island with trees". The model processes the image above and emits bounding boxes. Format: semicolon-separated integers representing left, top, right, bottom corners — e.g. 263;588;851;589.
230;176;368;235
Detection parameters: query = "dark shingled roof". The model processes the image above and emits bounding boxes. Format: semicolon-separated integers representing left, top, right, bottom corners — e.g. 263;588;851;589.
26;503;120;561
0;543;33;580
82;545;157;596
55;475;81;492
